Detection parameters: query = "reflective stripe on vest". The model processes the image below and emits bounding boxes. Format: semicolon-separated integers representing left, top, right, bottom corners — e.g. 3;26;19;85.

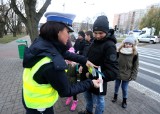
23;57;58;109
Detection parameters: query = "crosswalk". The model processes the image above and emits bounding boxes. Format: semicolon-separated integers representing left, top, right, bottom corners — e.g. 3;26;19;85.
129;47;160;102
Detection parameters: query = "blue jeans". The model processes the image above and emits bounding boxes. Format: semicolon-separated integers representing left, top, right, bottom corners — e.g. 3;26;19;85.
84;91;105;114
114;79;129;98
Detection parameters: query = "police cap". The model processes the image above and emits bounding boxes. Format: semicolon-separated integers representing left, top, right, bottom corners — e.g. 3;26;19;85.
45;12;76;32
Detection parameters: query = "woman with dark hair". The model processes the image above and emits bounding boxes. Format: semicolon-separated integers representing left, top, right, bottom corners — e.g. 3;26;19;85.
22;12;100;114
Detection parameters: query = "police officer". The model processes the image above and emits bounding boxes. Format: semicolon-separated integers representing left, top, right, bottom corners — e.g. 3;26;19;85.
22;12;100;114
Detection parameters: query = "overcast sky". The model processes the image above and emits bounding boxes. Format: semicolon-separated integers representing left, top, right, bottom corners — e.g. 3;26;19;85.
39;0;160;27
1;0;159;26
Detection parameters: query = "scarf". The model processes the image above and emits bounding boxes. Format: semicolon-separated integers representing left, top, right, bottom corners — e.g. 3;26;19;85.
120;47;133;54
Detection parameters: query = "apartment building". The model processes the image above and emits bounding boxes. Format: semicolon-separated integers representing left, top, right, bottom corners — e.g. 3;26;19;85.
113;9;146;34
113;2;160;34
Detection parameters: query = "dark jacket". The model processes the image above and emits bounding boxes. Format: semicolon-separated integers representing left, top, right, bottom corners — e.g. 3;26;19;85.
73;38;85;55
82;38;94;57
23;37;94;99
117;52;139;81
81;35;119;95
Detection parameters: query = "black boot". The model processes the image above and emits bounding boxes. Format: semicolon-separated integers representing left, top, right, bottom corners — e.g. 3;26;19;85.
122;98;127;108
112;94;118;103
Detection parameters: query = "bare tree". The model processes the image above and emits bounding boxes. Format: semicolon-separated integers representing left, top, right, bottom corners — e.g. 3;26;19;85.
79;21;87;31
10;0;51;42
7;8;19;37
6;1;24;37
85;17;92;30
79;17;93;31
0;15;5;38
0;0;5;38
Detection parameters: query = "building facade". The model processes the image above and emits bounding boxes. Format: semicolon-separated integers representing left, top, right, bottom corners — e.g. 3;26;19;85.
113;2;160;34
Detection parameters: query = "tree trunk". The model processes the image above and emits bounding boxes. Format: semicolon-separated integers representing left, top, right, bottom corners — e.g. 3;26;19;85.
13;31;16;37
4;29;7;35
0;22;4;38
0;32;3;38
26;20;38;42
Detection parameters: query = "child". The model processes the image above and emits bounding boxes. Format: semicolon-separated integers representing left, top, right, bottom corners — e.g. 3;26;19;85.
112;37;139;108
78;16;119;114
65;47;78;111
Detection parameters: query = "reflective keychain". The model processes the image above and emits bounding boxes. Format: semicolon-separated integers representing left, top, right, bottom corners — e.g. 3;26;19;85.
88;67;96;77
89;67;104;92
88;67;105;78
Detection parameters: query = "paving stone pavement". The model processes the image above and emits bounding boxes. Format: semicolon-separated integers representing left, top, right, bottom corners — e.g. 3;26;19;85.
0;36;160;114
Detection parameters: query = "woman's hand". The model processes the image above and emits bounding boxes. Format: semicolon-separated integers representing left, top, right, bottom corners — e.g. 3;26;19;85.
78;66;83;73
71;62;77;67
86;60;98;68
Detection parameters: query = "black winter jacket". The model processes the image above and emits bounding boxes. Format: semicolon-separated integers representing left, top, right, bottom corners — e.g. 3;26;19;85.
82;38;94;57
74;38;85;55
81;35;119;95
22;37;94;99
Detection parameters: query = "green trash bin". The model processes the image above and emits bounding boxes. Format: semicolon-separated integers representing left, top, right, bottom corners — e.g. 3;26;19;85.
16;40;28;59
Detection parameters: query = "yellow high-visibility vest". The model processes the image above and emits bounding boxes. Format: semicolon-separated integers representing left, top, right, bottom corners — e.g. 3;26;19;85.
23;57;58;109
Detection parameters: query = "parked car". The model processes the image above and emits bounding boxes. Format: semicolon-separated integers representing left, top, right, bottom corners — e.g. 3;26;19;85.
138;35;160;44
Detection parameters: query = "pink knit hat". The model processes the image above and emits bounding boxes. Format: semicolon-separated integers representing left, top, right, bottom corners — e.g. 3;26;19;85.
68;47;75;53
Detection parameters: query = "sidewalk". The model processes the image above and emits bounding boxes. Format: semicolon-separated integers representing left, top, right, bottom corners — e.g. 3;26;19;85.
0;36;160;114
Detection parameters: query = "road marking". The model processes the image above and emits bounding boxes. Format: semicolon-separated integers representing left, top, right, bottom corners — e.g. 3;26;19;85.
139;55;160;61
138;72;160;86
138;47;160;52
140;61;160;69
139;67;160;76
139;52;160;57
130;81;160;103
138;51;160;54
132;47;160;102
139;51;160;58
